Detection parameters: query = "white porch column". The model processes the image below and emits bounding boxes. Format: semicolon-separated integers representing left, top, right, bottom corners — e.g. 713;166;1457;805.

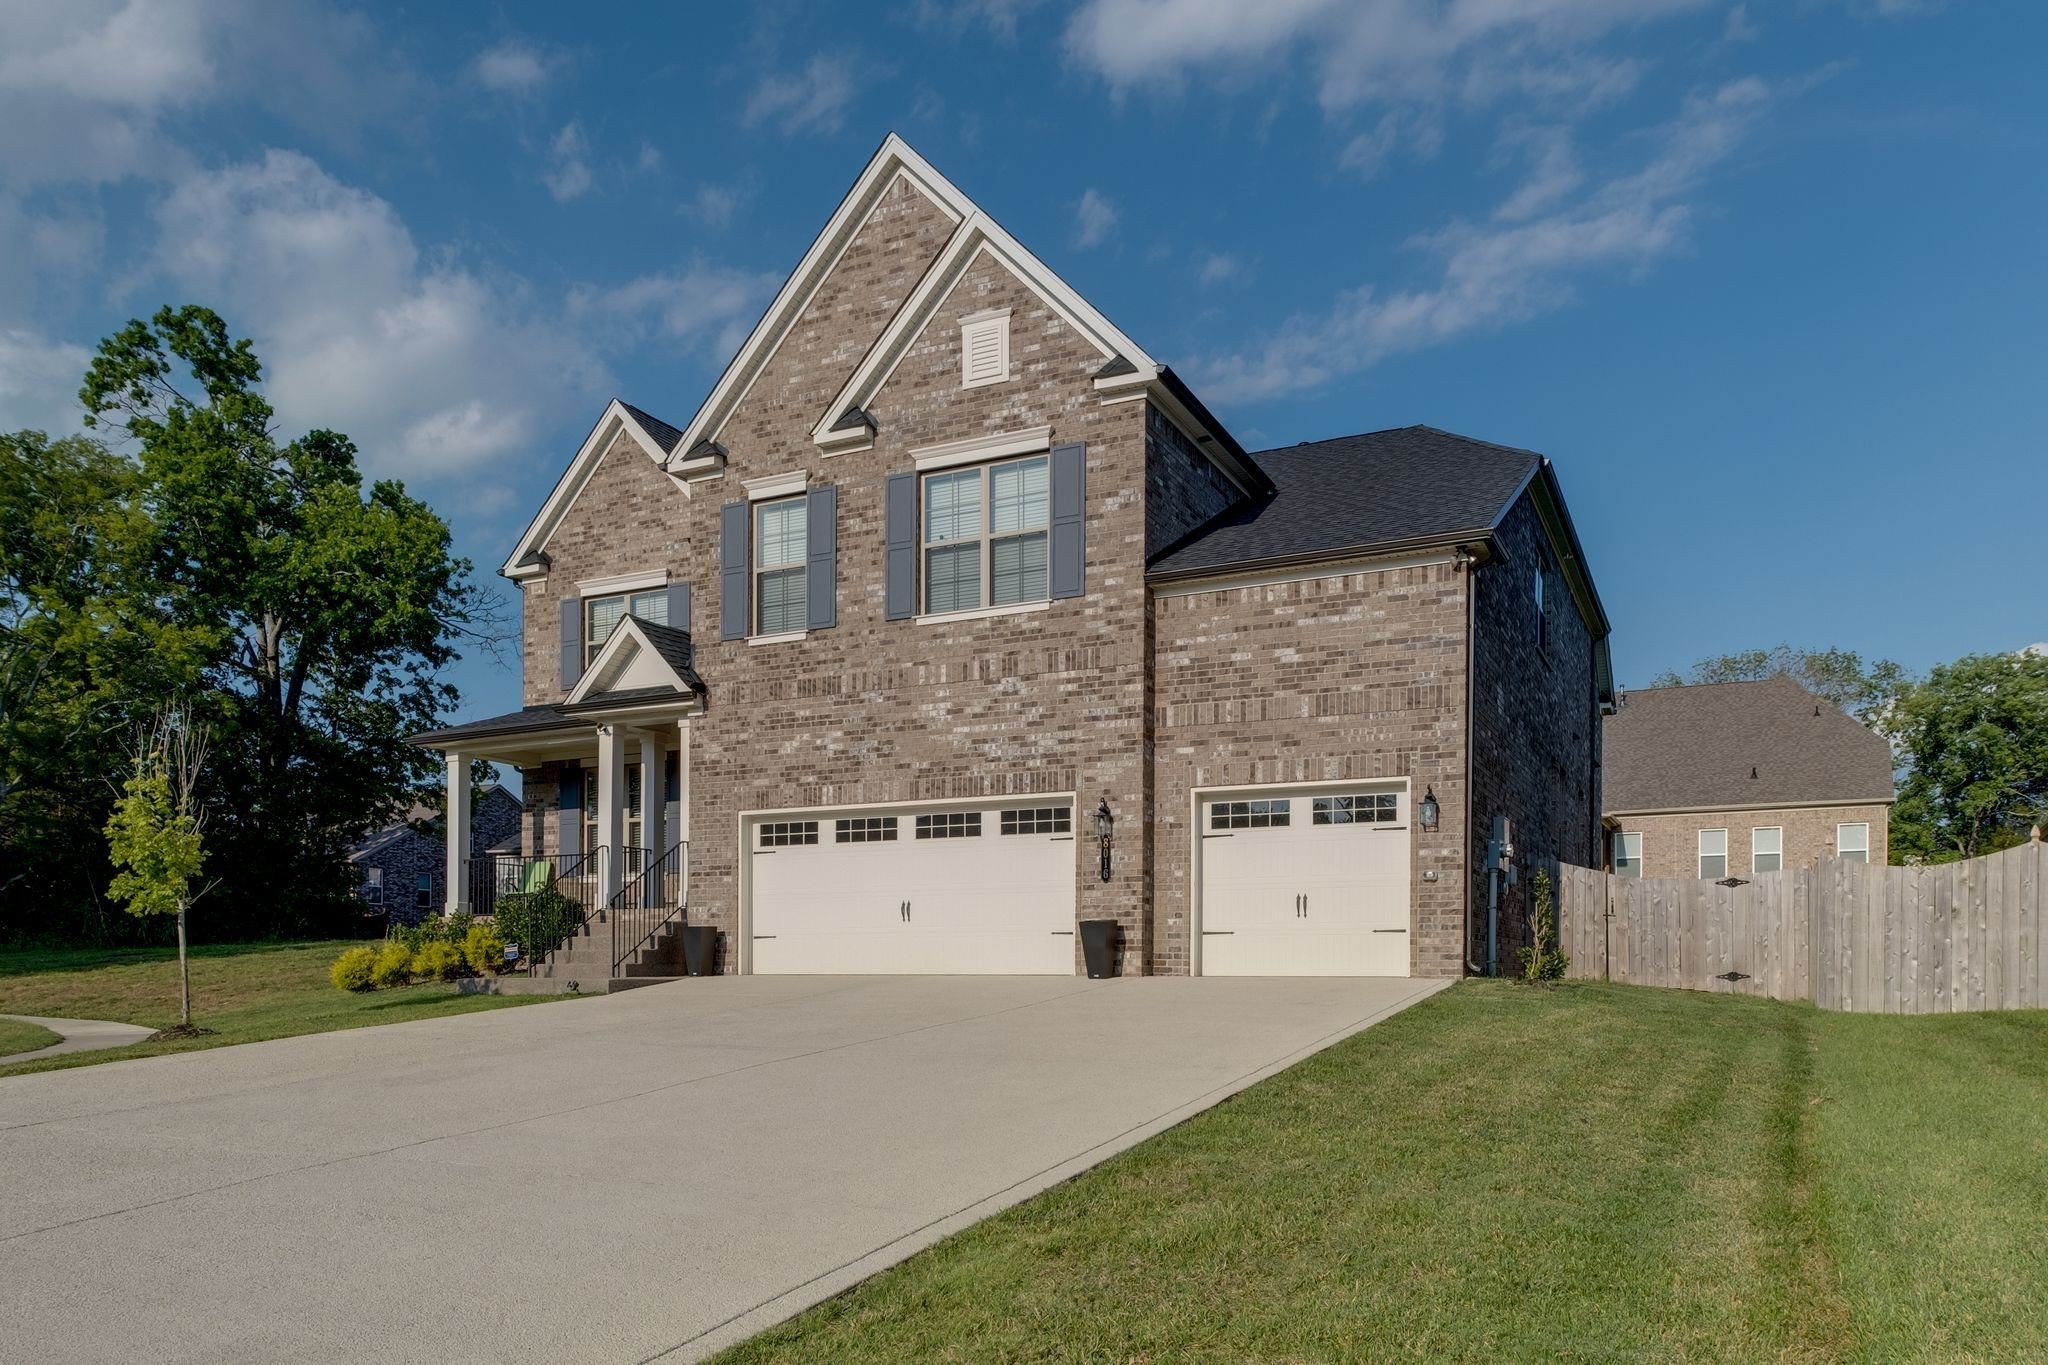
639;730;665;858
674;718;691;843
443;750;470;917
596;725;626;902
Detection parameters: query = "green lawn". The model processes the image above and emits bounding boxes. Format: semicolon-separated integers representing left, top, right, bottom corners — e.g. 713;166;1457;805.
0;939;561;1078
719;982;2047;1365
0;1016;62;1058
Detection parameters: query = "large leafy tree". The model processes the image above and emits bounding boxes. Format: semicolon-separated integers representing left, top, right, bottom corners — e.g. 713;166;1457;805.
1648;644;1909;730
79;306;501;935
0;430;211;941
1889;652;2048;863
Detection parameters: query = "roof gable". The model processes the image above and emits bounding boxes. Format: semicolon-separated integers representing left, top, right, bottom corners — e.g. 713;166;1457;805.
502;399;689;580
564;615;706;708
1603;676;1896;815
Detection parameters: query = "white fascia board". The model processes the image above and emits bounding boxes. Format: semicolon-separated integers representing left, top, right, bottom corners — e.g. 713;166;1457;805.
502;400;671;580
663;137;974;465
742;469;809;501
576;568;668;596
908;424;1052;470
564;617;693;707
809;220;1159;448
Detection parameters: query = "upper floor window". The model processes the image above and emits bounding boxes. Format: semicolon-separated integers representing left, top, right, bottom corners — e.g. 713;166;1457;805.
754;496;808;636
960;309;1010;388
923;455;1048;615
1752;826;1783;874
586;588;667;662
1698;828;1728;880
1836;822;1870;864
1612;831;1642;878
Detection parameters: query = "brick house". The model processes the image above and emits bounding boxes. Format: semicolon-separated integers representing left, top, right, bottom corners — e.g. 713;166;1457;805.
1601;676;1894;879
411;136;1613;978
349;784;523;925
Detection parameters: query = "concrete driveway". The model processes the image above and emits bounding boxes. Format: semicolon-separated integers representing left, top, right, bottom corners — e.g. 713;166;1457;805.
0;974;1448;1363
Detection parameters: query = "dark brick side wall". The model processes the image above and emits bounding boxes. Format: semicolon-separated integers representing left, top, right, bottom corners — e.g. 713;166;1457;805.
1144;403;1242;557
1151;558;1473;976
356;787;525;925
1468;489;1604;971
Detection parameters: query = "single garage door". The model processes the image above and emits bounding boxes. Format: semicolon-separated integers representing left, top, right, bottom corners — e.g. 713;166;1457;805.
1199;785;1412;976
749;800;1077;974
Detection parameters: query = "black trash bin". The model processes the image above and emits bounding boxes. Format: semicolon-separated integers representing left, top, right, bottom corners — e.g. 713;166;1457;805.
681;925;719;977
1079;918;1120;979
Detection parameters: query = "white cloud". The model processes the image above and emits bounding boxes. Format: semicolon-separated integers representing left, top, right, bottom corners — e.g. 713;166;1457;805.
1722;5;1759;43
1072;188;1118;249
685;183;744;229
1492;126;1583;222
570;262;778;362
1195;78;1775;403
906;0;1051;41
542;122;593;202
744;54;858;136
1339;108;1443;180
149;149;609;477
0;328;94;437
1198;252;1241;286
469;38;556;96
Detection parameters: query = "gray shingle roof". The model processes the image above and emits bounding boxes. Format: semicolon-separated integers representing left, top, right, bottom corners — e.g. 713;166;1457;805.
409;705;578;747
1602;676;1895;814
1147;425;1540;578
624;616;706;693
620;401;685;454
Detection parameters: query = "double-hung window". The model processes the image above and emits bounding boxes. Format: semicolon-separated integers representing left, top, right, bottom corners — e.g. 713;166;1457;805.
1612;831;1642;878
1836;823;1870;864
1752;826;1782;874
585;588;667;663
922;455;1049;615
754;497;808;636
1698;829;1728;880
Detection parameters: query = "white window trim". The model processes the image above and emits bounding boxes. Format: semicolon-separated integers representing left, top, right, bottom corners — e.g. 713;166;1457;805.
576;569;667;595
909;424;1051;472
920;453;1051;618
752;494;808;637
960;308;1012;389
743;470;808;502
1612;830;1642;875
747;629;810;648
1752;826;1783;873
584;587;668;664
1698;828;1728;879
914;599;1049;626
1836;822;1871;857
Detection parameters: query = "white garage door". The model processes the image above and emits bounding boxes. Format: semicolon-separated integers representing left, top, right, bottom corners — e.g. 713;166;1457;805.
1199;785;1412;976
749;801;1077;974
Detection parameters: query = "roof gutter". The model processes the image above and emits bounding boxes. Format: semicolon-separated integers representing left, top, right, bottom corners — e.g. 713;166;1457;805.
1146;527;1500;587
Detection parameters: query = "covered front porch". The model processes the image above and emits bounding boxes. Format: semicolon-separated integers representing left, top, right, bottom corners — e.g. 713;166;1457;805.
409;616;706;982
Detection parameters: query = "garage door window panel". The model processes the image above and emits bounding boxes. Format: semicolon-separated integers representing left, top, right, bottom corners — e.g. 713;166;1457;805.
1000;807;1070;835
836;816;897;843
916;811;981;839
760;820;818;848
1211;799;1290;830
1312;794;1398;826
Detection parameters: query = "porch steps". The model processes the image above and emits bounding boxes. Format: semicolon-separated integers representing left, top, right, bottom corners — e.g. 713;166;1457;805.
516;907;688;994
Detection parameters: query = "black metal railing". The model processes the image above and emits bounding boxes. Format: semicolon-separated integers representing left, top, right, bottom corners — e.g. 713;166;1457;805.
462;848;612;972
609;841;688;977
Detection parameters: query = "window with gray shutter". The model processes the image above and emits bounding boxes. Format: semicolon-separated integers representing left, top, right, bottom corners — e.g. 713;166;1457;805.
1049;441;1085;599
666;581;691;636
719;501;748;641
806;485;836;631
559;597;583;689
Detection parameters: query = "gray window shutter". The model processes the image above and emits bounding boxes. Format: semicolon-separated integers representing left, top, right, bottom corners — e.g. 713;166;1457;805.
885;471;916;620
806;485;836;631
666;581;691;635
559;597;583;690
557;767;582;858
1050;441;1086;599
719;501;748;641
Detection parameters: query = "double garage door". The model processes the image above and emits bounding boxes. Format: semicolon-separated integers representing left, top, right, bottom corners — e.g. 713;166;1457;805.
744;784;1413;976
748;800;1077;974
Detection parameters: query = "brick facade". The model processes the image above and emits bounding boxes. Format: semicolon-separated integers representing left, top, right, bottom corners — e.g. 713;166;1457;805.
1614;803;1889;880
353;786;523;926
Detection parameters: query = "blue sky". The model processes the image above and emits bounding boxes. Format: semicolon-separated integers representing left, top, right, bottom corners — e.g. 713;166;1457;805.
3;0;2042;730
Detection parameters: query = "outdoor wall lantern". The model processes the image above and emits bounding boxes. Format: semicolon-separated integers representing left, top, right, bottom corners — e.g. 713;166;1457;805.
1094;798;1114;882
1418;787;1440;832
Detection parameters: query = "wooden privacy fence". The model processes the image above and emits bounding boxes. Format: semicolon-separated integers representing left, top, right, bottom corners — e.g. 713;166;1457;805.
1555;837;2045;1014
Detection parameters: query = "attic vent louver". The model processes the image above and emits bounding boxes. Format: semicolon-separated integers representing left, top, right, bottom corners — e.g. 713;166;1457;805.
961;309;1010;388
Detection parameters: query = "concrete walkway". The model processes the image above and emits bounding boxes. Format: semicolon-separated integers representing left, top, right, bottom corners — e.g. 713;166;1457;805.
0;1013;156;1065
0;974;1451;1364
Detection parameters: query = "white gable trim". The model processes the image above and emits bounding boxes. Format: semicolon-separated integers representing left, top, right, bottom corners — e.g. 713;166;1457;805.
811;222;1156;450
564;616;695;707
502;401;680;581
659;137;974;469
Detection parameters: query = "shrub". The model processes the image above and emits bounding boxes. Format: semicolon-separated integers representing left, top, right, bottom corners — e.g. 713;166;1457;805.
493;888;583;961
462;923;506;976
370;939;414;989
330;946;378;993
412;940;465;982
1518;867;1569;982
390;912;473;955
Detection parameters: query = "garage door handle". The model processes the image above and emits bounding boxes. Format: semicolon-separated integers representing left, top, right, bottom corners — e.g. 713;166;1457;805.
1201;930;1234;935
1050;930;1073;936
1373;928;1407;933
1201;833;1234;839
1049;835;1075;842
753;935;778;940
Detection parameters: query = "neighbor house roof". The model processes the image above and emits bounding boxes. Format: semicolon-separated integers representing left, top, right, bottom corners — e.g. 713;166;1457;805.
1147;426;1542;579
1602;676;1896;815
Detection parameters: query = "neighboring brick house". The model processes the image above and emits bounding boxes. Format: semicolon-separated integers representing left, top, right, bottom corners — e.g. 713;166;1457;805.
1601;676;1894;879
349;784;523;925
411;135;1613;978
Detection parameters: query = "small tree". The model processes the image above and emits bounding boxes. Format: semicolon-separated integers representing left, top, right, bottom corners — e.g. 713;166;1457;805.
104;707;215;1028
1518;867;1568;983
